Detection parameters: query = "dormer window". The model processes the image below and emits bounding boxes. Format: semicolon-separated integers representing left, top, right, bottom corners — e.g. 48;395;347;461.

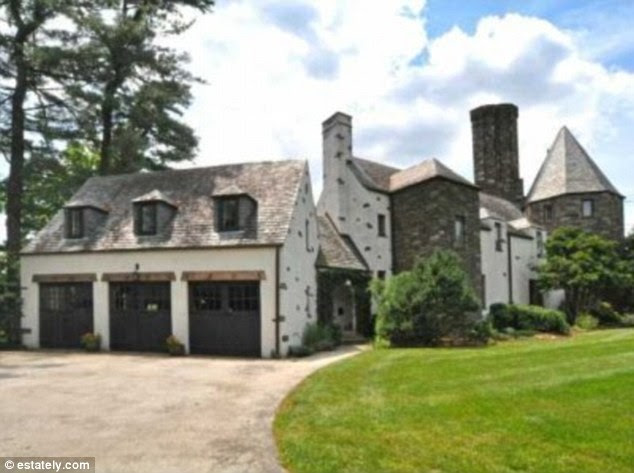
218;197;240;232
135;202;158;236
65;208;84;239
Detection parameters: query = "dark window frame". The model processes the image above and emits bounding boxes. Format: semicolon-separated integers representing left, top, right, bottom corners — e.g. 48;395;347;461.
454;215;466;246
305;219;310;251
582;198;594;218
65;207;84;239
495;222;504;252
377;214;387;237
135;202;158;236
543;204;554;222
217;196;241;232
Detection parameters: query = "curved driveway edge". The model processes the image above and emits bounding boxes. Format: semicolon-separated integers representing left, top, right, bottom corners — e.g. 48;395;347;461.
0;346;363;473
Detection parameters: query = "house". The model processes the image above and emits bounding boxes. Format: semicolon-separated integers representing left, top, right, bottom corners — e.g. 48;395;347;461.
20;103;624;356
20;161;318;357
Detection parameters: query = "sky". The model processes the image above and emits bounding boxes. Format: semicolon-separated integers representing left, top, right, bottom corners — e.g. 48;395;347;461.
2;0;634;238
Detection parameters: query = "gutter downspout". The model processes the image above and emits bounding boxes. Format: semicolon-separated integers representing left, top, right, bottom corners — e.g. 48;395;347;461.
275;246;280;357
507;233;514;304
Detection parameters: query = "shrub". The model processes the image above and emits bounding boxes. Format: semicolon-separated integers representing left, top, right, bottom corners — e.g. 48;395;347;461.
621;314;634;327
165;335;185;356
288;345;313;357
468;320;494;344
489;304;570;335
576;313;599;330
302;323;339;352
372;250;480;346
80;332;101;352
591;302;623;327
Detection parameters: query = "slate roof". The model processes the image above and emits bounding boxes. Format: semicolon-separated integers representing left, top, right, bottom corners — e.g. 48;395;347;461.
526;127;622;203
389;159;475;192
23;160;306;254
316;215;368;271
479;192;524;221
350;156;475;193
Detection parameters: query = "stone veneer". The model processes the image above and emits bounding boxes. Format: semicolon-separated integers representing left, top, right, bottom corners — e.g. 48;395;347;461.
391;177;483;301
525;192;624;241
471;104;524;206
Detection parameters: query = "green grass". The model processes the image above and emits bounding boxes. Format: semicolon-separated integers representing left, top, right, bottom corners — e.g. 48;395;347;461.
275;329;634;473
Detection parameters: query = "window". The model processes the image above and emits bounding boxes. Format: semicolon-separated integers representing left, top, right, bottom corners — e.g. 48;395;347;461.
495;222;504;252
228;284;259;311
65;208;84;239
305;219;311;251
454;216;465;245
218;197;240;232
543;204;553;222
135;203;157;235
582;199;594;217
377;270;386;280
536;231;545;258
377;214;387;237
192;284;222;312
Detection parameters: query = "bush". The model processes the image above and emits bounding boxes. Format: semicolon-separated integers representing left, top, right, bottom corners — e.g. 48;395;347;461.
489;304;570;335
80;332;101;352
468;320;494;344
372;250;480;346
621;314;634;327
591;302;623;327
302;323;339;353
288;345;313;357
576;313;599;330
165;335;185;356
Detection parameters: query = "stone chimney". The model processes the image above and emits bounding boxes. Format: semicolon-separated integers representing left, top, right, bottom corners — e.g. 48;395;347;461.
470;103;524;206
318;112;352;230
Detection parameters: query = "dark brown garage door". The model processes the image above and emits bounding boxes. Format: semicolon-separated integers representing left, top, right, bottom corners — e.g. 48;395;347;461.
109;282;172;352
189;282;261;357
40;283;93;348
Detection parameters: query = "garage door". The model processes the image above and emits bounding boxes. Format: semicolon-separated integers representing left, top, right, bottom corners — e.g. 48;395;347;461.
109;282;172;352
40;283;93;348
189;282;261;357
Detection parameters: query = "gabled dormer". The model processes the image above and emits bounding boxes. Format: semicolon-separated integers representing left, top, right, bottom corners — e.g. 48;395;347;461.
212;185;257;234
63;200;109;240
132;190;177;237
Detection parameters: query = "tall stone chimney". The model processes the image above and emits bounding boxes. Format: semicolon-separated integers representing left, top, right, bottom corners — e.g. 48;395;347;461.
470;103;524;206
317;112;352;231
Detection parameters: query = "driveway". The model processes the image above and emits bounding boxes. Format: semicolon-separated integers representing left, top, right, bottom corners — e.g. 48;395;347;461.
0;347;362;473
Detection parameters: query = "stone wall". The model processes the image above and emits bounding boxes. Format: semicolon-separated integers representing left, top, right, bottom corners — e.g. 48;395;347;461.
470;104;524;206
525;192;624;241
391;178;482;300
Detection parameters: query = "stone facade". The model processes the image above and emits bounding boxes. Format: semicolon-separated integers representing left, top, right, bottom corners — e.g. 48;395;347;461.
525;192;624;241
471;104;524;206
391;178;482;299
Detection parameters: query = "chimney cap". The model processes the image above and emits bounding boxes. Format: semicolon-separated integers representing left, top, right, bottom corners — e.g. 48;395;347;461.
322;111;352;130
470;103;518;121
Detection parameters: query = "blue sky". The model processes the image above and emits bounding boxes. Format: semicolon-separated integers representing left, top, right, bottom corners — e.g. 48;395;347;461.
2;0;634;240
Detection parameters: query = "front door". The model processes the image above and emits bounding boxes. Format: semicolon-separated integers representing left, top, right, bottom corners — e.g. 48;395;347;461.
109;282;172;352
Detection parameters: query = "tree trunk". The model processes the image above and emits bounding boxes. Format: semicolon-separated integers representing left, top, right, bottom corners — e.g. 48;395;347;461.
5;33;29;343
98;93;114;175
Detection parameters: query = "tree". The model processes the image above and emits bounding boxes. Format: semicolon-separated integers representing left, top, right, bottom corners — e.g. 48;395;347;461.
371;250;480;346
0;142;98;238
66;0;214;174
538;227;625;324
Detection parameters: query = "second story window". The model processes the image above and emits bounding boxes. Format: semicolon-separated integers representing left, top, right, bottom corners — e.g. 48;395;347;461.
65;208;84;239
135;202;157;236
454;216;465;246
536;231;545;258
377;214;386;237
495;222;504;252
543;204;553;222
582;199;594;217
218;197;240;232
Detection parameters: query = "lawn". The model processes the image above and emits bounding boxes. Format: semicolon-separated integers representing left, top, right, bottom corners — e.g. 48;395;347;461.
275;329;634;473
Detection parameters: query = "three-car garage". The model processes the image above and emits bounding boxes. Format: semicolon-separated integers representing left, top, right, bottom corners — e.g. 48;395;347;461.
36;277;262;356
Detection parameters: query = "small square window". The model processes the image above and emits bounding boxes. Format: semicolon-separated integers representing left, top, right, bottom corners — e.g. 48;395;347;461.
135;203;157;235
65;208;84;239
543;204;553;222
377;270;386;280
377;214;387;237
582;199;594;217
218;197;240;232
454;216;465;245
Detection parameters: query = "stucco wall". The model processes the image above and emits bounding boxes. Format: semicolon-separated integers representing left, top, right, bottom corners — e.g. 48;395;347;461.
21;247;278;357
480;222;510;308
279;167;319;353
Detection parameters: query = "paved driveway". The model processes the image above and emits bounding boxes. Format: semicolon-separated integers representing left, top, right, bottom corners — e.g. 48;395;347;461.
0;347;361;473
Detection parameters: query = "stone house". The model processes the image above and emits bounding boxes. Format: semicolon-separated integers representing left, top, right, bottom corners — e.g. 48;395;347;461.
20;103;624;355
